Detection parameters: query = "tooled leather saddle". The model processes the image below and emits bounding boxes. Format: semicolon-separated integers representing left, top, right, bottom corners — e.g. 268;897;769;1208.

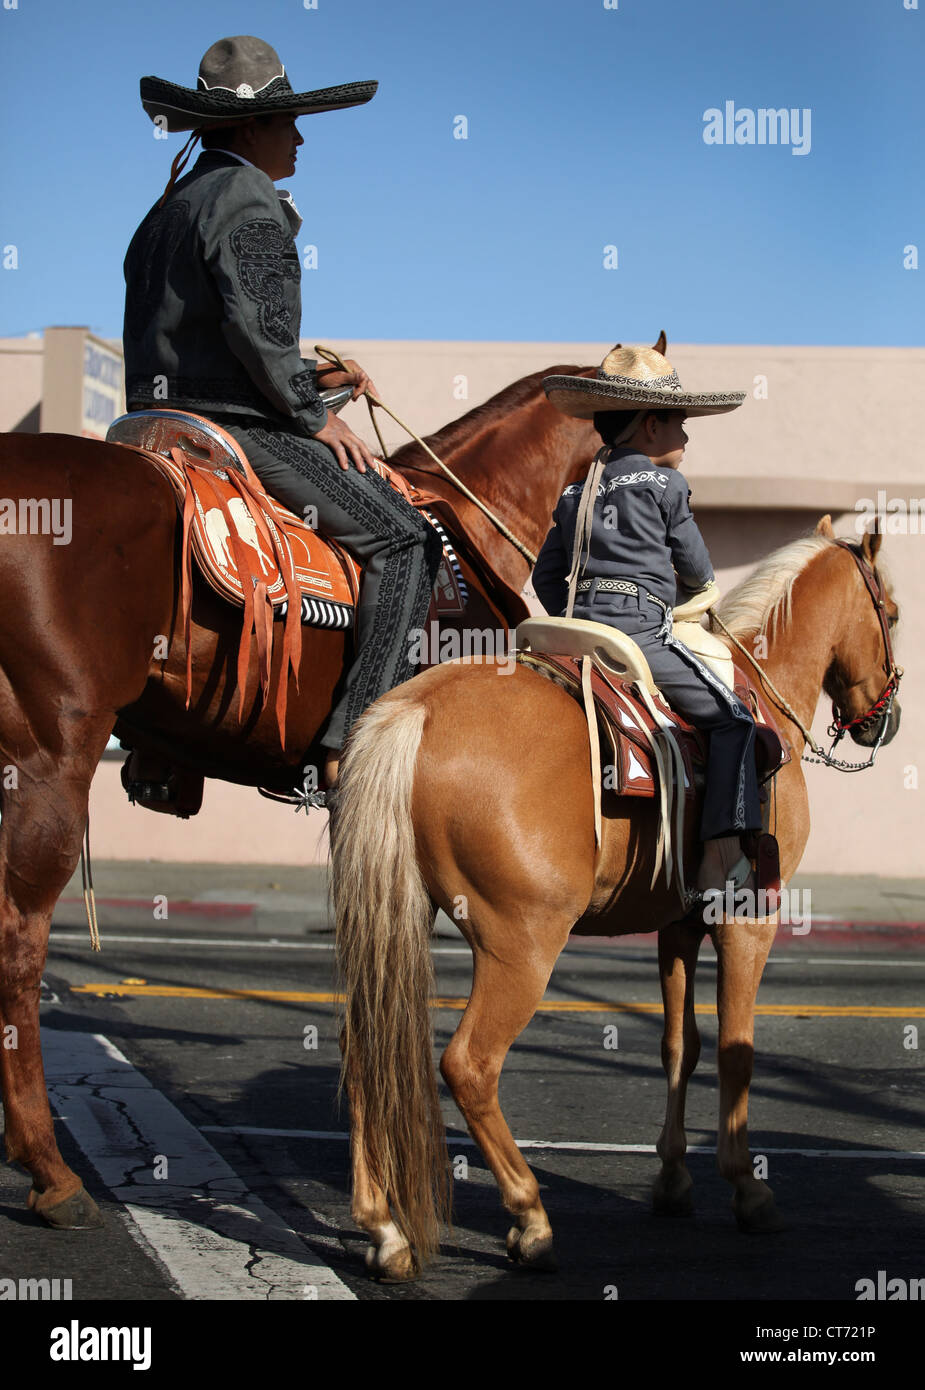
515;610;790;908
518;647;789;799
106;405;484;817
106;407;472;740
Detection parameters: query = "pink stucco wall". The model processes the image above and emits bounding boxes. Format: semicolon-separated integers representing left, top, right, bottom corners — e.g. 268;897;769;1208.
3;335;921;874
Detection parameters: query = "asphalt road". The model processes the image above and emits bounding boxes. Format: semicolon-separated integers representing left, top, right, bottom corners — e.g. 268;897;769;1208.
1;918;921;1319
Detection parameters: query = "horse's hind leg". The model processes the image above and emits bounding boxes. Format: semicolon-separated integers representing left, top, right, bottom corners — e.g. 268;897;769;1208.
339;1031;418;1283
440;917;573;1272
653;914;705;1216
710;915;784;1232
0;716;114;1228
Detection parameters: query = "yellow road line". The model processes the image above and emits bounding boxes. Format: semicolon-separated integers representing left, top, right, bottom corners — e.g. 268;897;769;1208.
68;983;925;1018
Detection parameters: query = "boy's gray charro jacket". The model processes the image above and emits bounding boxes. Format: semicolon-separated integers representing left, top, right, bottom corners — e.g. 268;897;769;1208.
123;150;327;436
532;445;714;615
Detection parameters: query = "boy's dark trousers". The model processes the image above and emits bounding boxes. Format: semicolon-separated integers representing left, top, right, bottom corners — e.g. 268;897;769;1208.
573;584;762;840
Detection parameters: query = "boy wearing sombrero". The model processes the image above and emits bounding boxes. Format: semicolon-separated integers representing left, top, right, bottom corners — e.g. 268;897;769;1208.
535;336;761;899
123;36;442;791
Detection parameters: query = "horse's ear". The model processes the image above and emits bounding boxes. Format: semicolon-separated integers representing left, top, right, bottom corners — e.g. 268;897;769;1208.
815;514;835;538
653;330;667;355
862;516;883;565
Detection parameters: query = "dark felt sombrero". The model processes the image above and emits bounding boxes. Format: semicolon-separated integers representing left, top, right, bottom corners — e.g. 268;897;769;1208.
141;35;377;132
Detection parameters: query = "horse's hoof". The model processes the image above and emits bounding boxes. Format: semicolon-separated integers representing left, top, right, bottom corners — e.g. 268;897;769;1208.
506;1225;557;1272
733;1192;786;1234
28;1184;103;1230
652;1172;695;1217
364;1241;419;1283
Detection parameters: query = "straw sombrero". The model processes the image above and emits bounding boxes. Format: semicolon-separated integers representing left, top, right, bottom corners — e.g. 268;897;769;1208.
141;35;377;132
544;333;746;419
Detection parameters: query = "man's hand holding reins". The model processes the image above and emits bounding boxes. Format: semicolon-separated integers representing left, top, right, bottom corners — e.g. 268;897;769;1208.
316;358;379;403
313;358;381;471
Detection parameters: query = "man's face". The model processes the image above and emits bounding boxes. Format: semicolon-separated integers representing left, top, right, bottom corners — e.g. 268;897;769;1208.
241;114;304;180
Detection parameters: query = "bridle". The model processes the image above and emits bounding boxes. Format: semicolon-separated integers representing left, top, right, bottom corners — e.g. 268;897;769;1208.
826;539;901;722
712;538;902;773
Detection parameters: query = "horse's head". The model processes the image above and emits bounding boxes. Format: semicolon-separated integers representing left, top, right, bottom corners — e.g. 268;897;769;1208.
817;515;902;748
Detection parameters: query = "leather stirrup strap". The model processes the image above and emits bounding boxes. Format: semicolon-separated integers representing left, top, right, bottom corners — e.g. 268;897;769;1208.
581;655;602;851
636;683;688;903
177;458;197;709
613;686;670;888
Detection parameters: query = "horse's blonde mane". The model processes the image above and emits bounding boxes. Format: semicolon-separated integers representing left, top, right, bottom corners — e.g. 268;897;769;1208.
713;534;836;640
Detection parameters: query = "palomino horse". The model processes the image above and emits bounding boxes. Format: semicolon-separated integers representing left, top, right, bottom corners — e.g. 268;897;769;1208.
0;366;597;1230
332;519;901;1279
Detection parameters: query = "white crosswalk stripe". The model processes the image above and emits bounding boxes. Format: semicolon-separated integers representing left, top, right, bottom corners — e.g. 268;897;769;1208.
42;1030;355;1301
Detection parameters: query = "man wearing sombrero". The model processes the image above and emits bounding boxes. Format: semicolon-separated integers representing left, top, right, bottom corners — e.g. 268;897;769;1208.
123;36;442;790
534;336;762;899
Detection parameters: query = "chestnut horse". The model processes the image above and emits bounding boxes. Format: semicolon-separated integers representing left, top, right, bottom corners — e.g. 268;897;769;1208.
332;520;901;1280
0;367;597;1229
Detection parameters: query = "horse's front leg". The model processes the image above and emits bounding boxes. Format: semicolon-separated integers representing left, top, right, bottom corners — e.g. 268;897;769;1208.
653;913;705;1216
0;751;108;1229
710;914;784;1231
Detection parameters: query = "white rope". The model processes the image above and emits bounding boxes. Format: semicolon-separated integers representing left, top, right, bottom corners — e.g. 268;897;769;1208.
314;345;538;564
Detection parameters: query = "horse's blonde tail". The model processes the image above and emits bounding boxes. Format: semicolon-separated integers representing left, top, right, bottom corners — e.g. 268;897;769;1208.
330;693;449;1264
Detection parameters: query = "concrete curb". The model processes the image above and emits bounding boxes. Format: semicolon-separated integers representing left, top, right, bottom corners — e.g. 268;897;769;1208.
54;862;925;943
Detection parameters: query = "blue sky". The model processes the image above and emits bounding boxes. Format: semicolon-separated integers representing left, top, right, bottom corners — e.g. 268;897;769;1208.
1;0;922;344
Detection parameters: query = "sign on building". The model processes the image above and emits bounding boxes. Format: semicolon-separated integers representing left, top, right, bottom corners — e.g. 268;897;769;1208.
40;326;125;439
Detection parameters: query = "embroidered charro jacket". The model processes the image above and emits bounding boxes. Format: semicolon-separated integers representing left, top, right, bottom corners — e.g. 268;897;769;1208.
532;445;714;616
123;150;327;436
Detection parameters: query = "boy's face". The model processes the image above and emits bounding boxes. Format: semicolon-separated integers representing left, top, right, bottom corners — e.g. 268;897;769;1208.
645;411;688;468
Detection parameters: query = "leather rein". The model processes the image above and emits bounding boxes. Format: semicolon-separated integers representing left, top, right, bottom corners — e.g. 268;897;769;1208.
314;345;538;566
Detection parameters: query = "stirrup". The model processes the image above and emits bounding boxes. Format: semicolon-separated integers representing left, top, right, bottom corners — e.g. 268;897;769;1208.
724;854;754;891
693;852;755;908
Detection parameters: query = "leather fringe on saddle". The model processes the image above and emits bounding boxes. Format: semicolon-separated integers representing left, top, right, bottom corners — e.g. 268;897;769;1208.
173;446;304;746
81;819;101;951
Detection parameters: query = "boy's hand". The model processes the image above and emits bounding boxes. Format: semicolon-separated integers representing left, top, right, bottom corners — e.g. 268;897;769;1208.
674;579;721;614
